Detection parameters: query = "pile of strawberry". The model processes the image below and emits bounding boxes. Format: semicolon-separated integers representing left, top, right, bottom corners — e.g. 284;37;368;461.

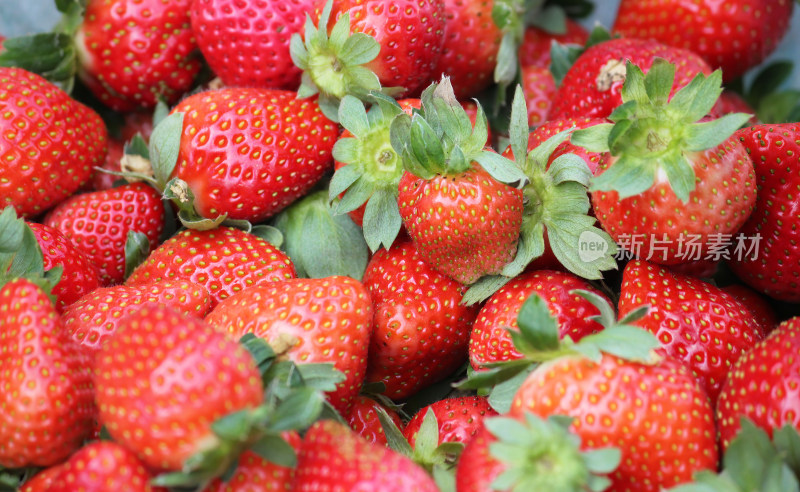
1;0;800;490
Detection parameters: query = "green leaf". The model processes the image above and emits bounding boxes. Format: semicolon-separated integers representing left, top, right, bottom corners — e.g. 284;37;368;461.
269;387;325;432
620;61;648;104
516;294;560;352
328;162;361;202
409;115;446;173
683;113;753;151
123;231;150;279
376;406;414;457
239;333;277;379
294;363;346;392
7;224;45;280
508;85;530;165
334;176;374;215
493;31;519;86
528;5;566;33
338;95;370;137
473;151;528;187
488;364;535;413
339;32;381;66
590;155;656;199
362;189;403;252
454;359;533;391
643;58;676;107
250;225;283;249
0;33;77;89
548;153;592;187
211;410;253;442
461;275;512;306
249;433;298;468
571;289;616;328
571;124;613;153
583;447;622;474
579;326;659;363
667;70;723;123
124;134;150;159
148;112;185;188
773;425;800;478
414;409;441;459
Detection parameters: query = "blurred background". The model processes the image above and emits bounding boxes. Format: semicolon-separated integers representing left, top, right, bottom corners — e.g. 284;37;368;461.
1;0;798;89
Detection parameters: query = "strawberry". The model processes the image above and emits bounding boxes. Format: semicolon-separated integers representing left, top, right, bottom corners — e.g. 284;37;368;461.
519;65;556;126
191;0;316;90
126;226;296;308
728;124;800;301
62;279;212;362
165;88;339;224
711;90;759;125
523;116;609;174
205;276;372;415
361;240;479;400
572;59;756;265
618;260;764;404
43;182;165;286
722;283;778;334
292;419;439;491
518;19;589;69
0;279;94;468
95;304;264;472
613;0;794;83
403;395;497;447
27;221;101;313
393;80;527;285
549;37;716;121
91;139;125;191
19;465;65;492
206;434;301;492
717;317;800;450
290;0;445;120
469;269;608;369
0;67;108;218
347;394;404;446
49;441;166;492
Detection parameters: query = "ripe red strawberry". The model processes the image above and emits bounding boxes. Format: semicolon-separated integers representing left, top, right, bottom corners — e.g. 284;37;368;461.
206;434;302;492
454;424;505;492
0;67;108;218
711;90;759;125
510;353;717;491
613;0;794;83
49;441;166;492
403;396;497;447
27;222;101;313
572;59;756;265
347;395;404;446
293;419;439;491
619;260;764;403
549;37;715;120
729;124;800;301
73;0;201;111
517;117;609;175
469;269;607;369
205;276;372;415
717;317;800;450
19;465;66;492
62;279;212;361
167;88;338;223
43;182;165;286
362;240;479;399
519;65;556;126
126;226;296;308
95;304;264;471
722;283;778;334
0;279;94;468
519;19;589;69
191;0;316;90
394;81;527;285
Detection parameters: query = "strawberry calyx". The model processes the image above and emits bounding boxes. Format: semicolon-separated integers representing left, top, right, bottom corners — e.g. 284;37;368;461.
665;418;800;492
463;87;617;305
456;290;658;407
153;334;346;489
329;94;406;252
273;190;370;280
289;0;388;122
0;207;62;299
549;25;615;87
571;58;752;202
485;413;621;492
391;78;529;187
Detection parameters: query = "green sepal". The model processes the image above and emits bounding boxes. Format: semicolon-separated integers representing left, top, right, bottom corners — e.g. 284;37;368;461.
454;359;534;392
0;33;77;93
124;134;151;160
250;225;283;249
527;5;566;33
268;387;325;432
249;433;298;468
272;190;369;280
148;112;185;189
514;293;560;353
473;151;528;187
239;333;278;381
461;275;512;306
549;25;613;87
376;405;414;457
362;188;403;252
123;231;150;280
328;163;362;204
508;85;530;165
487;364;536;413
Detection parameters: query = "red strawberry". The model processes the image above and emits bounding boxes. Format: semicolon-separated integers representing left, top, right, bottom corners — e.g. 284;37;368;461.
453;424;505;492
0;279;94;468
126;226;296;308
711;90;759;125
292;419;439;491
431;0;501;98
362;240;479;399
519;19;589;69
19;465;66;492
722;283;778;334
549;37;715;120
0;67;108;217
62;279;212;362
729;124;800;301
49;441;166;492
618;260;764;403
28;222;101;313
95;304;264;471
613;0;794;83
469;269;608;369
523;117;609;175
519;65;556;126
191;0;316;90
43;182;165;286
205;276;372;415
572;59;756;265
91;139;125;191
168;88;339;223
206;434;302;492
347;395;404;446
394;81;526;285
717;317;800;450
74;0;201;111
403;396;497;447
